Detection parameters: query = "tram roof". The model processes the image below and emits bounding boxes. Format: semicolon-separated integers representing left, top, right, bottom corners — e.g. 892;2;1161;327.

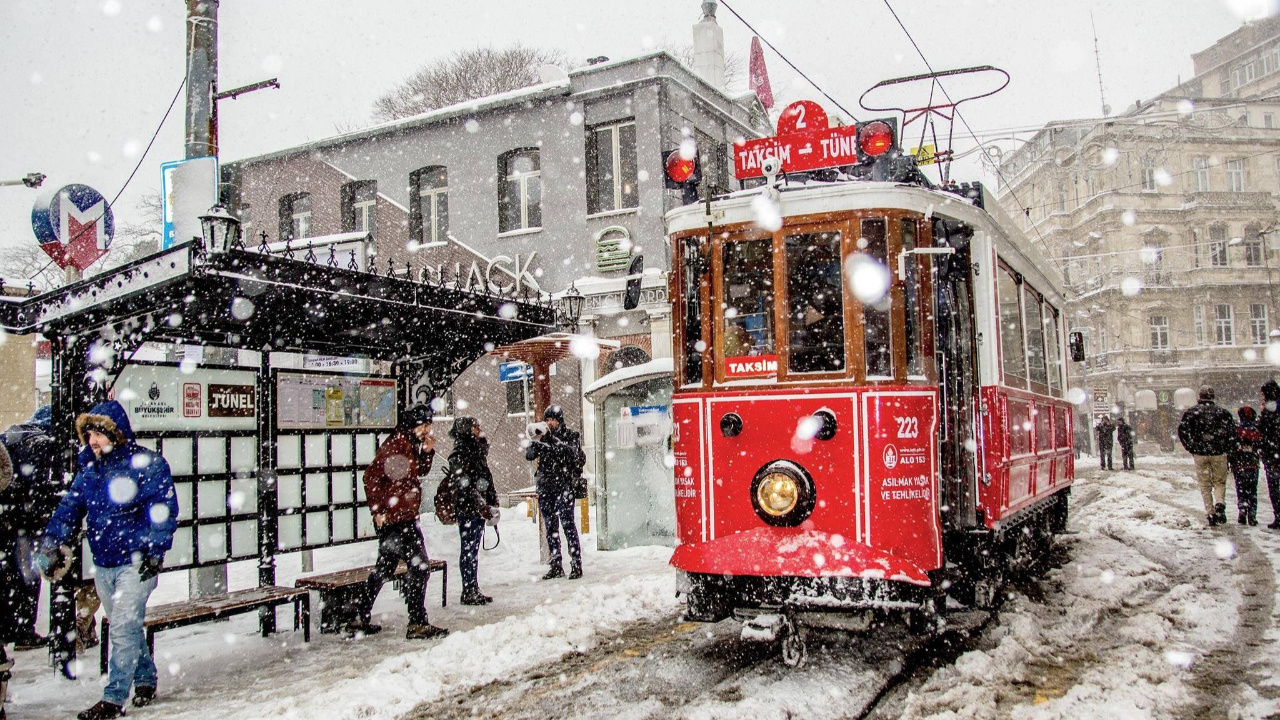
0;240;555;363
665;181;1065;302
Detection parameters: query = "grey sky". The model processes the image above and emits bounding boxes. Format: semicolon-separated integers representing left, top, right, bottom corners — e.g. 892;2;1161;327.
0;0;1252;259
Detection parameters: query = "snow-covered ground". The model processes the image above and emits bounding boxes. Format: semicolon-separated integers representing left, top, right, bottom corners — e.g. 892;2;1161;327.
8;458;1280;719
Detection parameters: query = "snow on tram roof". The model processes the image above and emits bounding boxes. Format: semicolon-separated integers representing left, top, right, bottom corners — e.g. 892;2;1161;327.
664;180;1065;299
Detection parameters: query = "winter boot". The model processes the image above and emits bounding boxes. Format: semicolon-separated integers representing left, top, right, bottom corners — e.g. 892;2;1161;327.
1208;513;1220;527
132;685;157;707
542;565;565;580
1269;519;1280;530
76;700;125;720
460;589;492;605
343;620;383;638
1240;510;1249;525
1250;514;1259;526
405;623;449;640
568;565;583;580
13;630;47;651
1215;503;1228;524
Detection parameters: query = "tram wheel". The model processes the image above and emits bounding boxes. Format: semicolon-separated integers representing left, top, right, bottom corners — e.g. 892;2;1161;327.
779;615;807;667
907;594;947;636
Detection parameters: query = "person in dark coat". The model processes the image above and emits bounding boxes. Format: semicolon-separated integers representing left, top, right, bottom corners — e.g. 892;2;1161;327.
1095;415;1116;470
350;403;447;640
1257;380;1280;529
0;405;57;652
525;405;584;580
447;417;499;606
1116;417;1136;470
1177;386;1238;526
39;401;178;720
1229;406;1262;526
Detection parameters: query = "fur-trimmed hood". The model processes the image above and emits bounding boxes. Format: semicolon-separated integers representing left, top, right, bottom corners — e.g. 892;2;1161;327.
75;400;135;448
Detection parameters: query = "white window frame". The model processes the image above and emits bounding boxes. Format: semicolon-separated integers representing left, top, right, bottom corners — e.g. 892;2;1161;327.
1140;166;1156;191
1252;304;1270;345
501;149;541;233
587;120;638;215
1215;304;1235;346
1149;315;1169;350
1247;239;1264;267
353;198;376;234
1195;305;1205;345
417;169;449;245
1210;226;1229;267
1266;113;1275;129
1227;158;1246;192
291;201;311;240
1193;157;1211;192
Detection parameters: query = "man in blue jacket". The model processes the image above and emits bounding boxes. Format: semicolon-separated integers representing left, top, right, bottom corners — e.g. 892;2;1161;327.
38;400;178;720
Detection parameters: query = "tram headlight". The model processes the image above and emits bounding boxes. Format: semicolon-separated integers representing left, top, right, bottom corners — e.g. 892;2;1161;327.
750;460;817;527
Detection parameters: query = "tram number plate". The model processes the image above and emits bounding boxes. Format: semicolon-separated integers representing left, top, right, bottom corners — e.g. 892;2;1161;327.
895;416;919;439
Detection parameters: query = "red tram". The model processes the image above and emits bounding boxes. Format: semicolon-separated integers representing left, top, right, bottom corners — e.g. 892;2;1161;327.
663;101;1074;663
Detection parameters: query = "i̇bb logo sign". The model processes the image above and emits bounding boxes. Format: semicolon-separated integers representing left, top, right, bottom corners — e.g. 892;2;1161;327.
882;444;899;470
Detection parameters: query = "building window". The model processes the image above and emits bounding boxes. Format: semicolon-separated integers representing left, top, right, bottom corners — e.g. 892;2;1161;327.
1140;166;1157;191
1192;157;1210;192
1150;315;1169;349
1246;238;1264;267
997;264;1026;387
1210;225;1229;267
278;192;311;241
237;203;252;236
1215;304;1235;345
498;148;541;233
341;181;377;236
411;166;448;245
695;130;731;194
1253;304;1270;345
1227;158;1246;192
1266;113;1275;129
504;376;531;416
586;120;638;215
1232;67;1243;89
1246;62;1258;83
1195;305;1205;345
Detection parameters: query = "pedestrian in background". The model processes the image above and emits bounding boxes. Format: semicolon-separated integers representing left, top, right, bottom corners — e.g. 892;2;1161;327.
447;416;499;606
525;406;584;580
1095;415;1116;470
1257;380;1280;529
39;400;178;720
0;405;57;652
351;403;448;640
1116;416;1136;471
1230;406;1262;526
1177;386;1238;527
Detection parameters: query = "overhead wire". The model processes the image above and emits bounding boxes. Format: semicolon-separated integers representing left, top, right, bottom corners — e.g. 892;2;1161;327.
718;0;860;122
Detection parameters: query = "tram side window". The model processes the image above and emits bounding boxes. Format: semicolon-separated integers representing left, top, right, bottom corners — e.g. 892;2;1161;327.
1044;304;1063;396
997;265;1027;387
1024;287;1049;391
902;218;926;377
861;218;893;378
682;238;704;386
722;238;776;361
785;231;845;373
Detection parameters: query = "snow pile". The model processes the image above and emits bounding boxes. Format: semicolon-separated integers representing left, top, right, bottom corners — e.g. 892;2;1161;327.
900;468;1246;720
247;572;678;720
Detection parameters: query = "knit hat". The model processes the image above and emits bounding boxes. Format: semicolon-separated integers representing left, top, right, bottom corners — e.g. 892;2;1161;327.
1240;406;1257;422
1198;386;1215;402
449;416;478;439
543;405;564;422
398;403;433;429
1263;380;1280;401
30;405;52;430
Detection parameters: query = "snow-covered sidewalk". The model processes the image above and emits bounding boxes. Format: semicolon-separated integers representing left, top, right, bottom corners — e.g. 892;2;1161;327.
5;505;677;720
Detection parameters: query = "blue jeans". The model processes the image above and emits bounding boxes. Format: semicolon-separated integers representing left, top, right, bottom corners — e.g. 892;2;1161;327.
94;563;158;705
458;518;484;592
539;490;581;570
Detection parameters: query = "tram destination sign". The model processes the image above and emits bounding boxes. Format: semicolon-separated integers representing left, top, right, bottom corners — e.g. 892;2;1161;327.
734;124;862;180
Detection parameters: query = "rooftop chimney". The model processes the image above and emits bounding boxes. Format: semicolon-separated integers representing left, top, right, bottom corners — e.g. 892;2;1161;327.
692;1;726;90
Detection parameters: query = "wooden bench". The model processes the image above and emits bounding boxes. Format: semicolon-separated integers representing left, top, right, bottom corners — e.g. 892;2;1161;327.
100;585;309;674
295;559;447;634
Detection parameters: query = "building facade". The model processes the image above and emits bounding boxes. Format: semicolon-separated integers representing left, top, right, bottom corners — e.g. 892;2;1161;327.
222;51;769;493
998;22;1280;451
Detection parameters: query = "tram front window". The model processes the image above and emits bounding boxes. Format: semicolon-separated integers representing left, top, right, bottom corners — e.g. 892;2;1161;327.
785;231;845;373
722;238;776;363
861;218;893;378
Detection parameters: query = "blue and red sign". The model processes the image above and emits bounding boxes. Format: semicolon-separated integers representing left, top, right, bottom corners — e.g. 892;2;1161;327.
31;184;115;270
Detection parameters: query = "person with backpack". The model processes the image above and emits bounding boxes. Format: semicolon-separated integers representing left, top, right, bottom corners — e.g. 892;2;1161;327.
1230;406;1262;526
0;405;57;653
446;417;499;605
348;403;447;640
1178;386;1238;527
525;406;584;580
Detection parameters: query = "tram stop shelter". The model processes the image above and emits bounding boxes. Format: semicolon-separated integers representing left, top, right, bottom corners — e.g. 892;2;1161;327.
0;231;555;667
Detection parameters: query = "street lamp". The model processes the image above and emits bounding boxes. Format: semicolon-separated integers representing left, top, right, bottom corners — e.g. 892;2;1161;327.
199;205;241;255
0;172;46;189
557;282;585;331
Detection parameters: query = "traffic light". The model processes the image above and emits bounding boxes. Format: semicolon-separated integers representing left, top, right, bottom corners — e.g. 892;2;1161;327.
663;147;702;205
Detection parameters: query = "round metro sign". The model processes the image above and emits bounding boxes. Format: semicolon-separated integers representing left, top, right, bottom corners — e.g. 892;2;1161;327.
30;184;115;271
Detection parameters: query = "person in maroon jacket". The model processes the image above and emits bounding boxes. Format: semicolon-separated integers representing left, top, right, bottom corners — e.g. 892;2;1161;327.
347;404;448;640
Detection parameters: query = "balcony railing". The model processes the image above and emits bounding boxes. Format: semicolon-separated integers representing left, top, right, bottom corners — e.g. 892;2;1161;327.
1148;348;1179;365
1183;191;1273;207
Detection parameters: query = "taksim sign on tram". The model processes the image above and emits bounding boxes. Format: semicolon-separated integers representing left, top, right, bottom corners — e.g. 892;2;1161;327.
30;184;115;270
734;100;898;180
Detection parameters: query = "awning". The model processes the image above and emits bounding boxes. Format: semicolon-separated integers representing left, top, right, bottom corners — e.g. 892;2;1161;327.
1134;389;1158;411
584;357;673;404
1173;387;1197;410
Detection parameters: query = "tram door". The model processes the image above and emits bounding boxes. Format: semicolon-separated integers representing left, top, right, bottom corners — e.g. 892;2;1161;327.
934;225;980;529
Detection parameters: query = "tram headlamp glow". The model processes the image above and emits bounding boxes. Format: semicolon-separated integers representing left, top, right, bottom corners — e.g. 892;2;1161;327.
756;473;800;517
750;460;817;527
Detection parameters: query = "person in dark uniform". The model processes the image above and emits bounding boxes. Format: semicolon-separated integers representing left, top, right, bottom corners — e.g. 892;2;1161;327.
525;406;584;580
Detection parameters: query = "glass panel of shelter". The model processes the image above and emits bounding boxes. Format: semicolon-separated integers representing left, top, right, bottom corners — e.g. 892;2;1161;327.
276;427;386;552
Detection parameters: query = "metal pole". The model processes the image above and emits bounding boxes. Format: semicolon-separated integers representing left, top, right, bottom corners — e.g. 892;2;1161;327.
47;336;86;675
256;352;278;634
185;0;218;159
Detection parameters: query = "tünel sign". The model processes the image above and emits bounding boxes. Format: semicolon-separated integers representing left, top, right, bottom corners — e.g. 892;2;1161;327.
208;384;256;418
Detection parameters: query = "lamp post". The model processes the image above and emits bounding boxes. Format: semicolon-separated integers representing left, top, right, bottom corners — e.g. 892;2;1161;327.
199;205;241;254
557;282;585;332
0;172;46;189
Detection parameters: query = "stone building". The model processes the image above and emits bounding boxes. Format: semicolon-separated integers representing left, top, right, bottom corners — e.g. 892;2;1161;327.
221;48;769;493
997;21;1280;452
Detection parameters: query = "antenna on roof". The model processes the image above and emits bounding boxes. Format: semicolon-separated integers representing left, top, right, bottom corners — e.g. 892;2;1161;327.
1091;11;1111;116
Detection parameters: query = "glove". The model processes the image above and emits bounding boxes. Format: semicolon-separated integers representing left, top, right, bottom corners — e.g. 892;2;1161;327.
34;546;60;580
486;506;500;526
138;554;164;582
